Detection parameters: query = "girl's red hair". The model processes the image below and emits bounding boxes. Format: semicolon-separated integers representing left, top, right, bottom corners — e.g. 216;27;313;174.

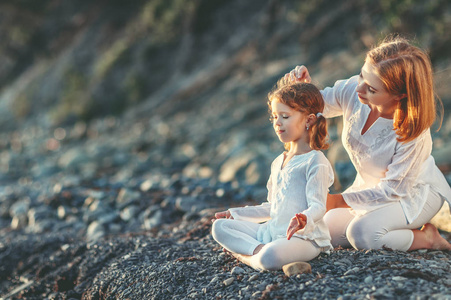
268;81;329;151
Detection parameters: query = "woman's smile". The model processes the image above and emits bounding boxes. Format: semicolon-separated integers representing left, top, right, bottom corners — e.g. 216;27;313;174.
357;93;366;101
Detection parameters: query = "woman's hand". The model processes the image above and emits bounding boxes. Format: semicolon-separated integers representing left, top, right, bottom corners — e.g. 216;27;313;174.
286;213;307;240
326;194;349;211
212;210;233;222
284;65;312;84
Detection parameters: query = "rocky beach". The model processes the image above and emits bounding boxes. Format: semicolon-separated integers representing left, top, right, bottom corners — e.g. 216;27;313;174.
0;114;450;299
1;0;451;299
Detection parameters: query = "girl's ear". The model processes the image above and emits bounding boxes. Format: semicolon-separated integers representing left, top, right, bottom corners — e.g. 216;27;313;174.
305;113;315;127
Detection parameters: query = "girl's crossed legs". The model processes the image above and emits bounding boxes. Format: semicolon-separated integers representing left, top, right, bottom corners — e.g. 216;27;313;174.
212;218;320;270
324;190;447;251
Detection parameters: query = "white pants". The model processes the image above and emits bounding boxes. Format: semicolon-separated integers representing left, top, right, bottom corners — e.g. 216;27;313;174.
324;190;444;251
212;218;320;270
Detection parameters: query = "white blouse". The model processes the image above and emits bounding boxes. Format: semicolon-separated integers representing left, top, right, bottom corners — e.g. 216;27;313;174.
321;75;451;223
229;150;334;250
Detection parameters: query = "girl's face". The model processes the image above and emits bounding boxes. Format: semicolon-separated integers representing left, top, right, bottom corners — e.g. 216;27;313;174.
356;61;401;116
271;100;308;145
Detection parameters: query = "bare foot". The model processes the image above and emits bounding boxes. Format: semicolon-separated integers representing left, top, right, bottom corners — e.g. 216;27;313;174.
231;252;253;267
230;244;265;268
422;223;451;251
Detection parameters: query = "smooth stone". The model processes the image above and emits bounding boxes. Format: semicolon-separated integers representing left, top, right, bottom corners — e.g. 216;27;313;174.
120;205;140;222
116;188;140;205
392;276;407;281
223;277;234;286
344;267;360;275
87;221;105;241
143;210;163;230
140;179;156;192
9;198;30;217
282;262;312;276
27;207;53;227
11;215;28;229
364;275;373;284
57;205;70;219
248;274;259;282
210;276;219;284
231;266;245;276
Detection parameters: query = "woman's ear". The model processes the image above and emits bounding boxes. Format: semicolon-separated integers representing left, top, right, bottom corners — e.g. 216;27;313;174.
395;93;407;101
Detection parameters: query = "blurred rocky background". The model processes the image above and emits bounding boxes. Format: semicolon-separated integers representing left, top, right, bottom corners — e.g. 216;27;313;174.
0;0;450;298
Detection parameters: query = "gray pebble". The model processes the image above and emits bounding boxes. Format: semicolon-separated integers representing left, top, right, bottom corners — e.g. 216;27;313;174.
364;275;373;284
231;266;245;276
223;277;234;286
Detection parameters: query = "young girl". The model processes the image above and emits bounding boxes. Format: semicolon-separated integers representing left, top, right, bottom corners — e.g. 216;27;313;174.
212;82;334;271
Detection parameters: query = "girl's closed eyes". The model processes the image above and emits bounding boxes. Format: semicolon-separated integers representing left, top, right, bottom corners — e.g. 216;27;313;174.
270;113;290;122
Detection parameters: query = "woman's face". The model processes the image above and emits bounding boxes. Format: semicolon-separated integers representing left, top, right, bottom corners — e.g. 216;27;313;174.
356;61;401;115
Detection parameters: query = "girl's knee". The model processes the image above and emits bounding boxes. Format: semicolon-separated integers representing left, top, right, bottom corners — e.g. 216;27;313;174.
253;247;283;270
211;219;228;243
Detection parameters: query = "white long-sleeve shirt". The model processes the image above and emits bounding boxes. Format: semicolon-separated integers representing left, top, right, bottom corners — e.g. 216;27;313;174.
321;75;451;223
229;150;334;250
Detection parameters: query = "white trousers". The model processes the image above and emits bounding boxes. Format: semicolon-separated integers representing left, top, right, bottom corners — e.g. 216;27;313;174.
324;190;444;251
212;218;320;270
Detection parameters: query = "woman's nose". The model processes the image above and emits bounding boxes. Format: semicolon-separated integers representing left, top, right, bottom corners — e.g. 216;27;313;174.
355;82;365;94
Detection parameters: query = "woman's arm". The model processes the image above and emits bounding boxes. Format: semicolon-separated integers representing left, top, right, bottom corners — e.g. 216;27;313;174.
343;130;432;212
287;65;359;119
285;65;312;83
326;193;350;211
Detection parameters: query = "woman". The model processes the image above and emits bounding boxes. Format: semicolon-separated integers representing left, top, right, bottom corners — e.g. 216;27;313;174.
287;36;451;251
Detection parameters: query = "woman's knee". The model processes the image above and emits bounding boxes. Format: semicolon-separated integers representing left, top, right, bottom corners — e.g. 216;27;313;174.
324;208;353;248
347;220;380;250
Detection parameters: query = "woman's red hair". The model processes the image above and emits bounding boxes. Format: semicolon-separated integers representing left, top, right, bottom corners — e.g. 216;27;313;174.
366;36;443;142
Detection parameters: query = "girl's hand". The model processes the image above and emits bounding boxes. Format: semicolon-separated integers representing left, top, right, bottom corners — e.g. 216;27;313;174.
212;210;233;222
284;65;312;84
286;213;307;240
